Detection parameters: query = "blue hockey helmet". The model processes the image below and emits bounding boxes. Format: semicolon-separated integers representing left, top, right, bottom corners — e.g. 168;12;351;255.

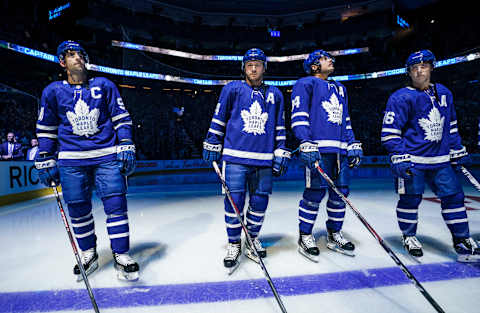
405;50;435;71
242;48;267;71
303;49;335;74
57;40;89;63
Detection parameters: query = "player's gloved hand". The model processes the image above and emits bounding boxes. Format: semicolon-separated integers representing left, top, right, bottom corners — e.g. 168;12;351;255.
390;154;413;179
34;152;60;187
273;148;291;177
347;141;363;169
117;140;136;176
299;141;322;170
450;146;472;169
203;141;222;162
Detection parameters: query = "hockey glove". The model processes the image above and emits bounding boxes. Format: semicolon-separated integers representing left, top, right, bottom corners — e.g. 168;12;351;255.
450;146;472;169
273;148;292;177
117;140;136;176
390;154;413;179
202;141;222;162
347;141;363;169
35;153;60;187
299;141;322;170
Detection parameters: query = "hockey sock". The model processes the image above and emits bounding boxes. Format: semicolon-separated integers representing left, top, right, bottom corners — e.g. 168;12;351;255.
396;194;422;236
440;192;470;238
103;195;130;254
68;202;96;251
225;192;245;243
299;189;325;234
246;194;268;238
325;187;348;232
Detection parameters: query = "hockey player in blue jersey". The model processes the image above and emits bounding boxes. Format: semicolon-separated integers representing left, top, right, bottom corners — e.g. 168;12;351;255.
381;49;480;262
291;50;363;262
34;41;140;280
202;48;291;273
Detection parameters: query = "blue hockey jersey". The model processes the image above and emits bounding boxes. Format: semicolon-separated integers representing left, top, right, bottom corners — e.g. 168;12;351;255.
291;76;356;154
381;83;463;169
37;77;133;166
205;81;286;167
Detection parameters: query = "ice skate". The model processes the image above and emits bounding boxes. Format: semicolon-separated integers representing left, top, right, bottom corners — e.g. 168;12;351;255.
298;232;320;262
73;247;99;282
244;237;266;264
113;252;139;281
327;230;355;257
454;237;480;263
403;235;423;261
224;242;241;275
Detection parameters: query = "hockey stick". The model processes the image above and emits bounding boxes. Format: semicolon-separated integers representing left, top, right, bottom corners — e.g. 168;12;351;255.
459;166;480;192
314;162;446;313
51;183;101;313
212;161;288;313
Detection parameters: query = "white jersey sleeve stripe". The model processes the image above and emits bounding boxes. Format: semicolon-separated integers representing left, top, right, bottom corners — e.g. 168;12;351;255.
111;112;130;122
36;124;58;131
208;128;224;136
381;135;401;142
381;128;402;134
291;121;310;128
212;118;226;127
291;112;309;119
37;133;58;139
114;121;133;130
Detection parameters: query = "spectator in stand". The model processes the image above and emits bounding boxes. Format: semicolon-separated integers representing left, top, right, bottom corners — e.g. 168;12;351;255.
26;138;39;161
0;132;24;160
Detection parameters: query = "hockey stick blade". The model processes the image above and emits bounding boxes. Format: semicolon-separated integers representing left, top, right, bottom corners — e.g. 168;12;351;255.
460;166;480;192
314;162;446;313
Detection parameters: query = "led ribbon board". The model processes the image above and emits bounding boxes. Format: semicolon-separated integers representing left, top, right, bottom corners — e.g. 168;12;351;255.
111;40;369;61
1;40;479;86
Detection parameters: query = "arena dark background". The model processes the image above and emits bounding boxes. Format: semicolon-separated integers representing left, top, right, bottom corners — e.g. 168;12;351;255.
1;0;479;160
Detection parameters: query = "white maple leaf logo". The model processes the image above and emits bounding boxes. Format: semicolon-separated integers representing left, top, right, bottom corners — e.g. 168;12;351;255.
66;98;100;137
322;93;343;125
418;107;444;142
241;100;268;135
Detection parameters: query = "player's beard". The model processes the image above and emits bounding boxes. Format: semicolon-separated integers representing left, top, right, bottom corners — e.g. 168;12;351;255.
246;72;263;87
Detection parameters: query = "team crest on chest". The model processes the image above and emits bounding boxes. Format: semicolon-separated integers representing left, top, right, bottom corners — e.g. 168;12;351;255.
66;98;100;137
241;100;268;135
418;107;444;142
322;93;343;125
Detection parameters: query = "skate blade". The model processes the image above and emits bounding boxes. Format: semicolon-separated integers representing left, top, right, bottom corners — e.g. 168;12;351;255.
225;262;240;275
404;252;422;264
326;243;355;257
298;247;319;263
457;254;480;263
76;261;99;282
116;269;139;281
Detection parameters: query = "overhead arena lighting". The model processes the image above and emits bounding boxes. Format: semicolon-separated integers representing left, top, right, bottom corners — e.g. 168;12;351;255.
111;40;369;61
2;40;479;86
